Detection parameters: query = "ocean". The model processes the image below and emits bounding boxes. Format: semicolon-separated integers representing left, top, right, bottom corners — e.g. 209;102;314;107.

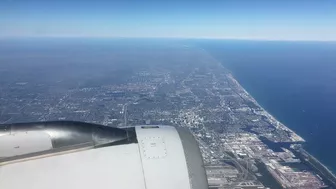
194;40;336;173
1;38;336;174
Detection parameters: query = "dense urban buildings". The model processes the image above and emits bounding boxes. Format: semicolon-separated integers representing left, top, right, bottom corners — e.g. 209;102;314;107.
0;42;332;188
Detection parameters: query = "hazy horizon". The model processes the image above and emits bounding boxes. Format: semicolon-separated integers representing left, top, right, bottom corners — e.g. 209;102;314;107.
1;0;336;41
2;36;336;43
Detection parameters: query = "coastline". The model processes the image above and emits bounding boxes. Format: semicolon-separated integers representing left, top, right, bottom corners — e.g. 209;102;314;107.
210;51;306;143
227;73;305;143
299;148;335;175
228;71;336;186
227;71;336;177
295;148;336;187
202;46;335;175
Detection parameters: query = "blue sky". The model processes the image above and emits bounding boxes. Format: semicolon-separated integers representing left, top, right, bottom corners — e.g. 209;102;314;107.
1;0;336;40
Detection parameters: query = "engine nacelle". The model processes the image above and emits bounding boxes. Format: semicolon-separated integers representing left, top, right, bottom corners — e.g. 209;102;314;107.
0;121;208;189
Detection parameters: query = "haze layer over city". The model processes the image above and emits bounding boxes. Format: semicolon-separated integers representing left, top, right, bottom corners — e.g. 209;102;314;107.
2;0;336;188
1;39;336;188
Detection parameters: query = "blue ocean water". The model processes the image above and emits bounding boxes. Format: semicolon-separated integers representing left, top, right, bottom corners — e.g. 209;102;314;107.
1;38;336;173
195;40;336;173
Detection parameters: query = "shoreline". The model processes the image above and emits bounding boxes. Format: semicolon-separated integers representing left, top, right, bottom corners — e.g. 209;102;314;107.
295;148;336;187
206;48;334;176
227;72;336;177
227;73;305;142
299;148;335;175
210;50;306;143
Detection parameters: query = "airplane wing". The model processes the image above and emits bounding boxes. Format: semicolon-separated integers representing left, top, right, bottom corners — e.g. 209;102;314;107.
0;121;208;189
